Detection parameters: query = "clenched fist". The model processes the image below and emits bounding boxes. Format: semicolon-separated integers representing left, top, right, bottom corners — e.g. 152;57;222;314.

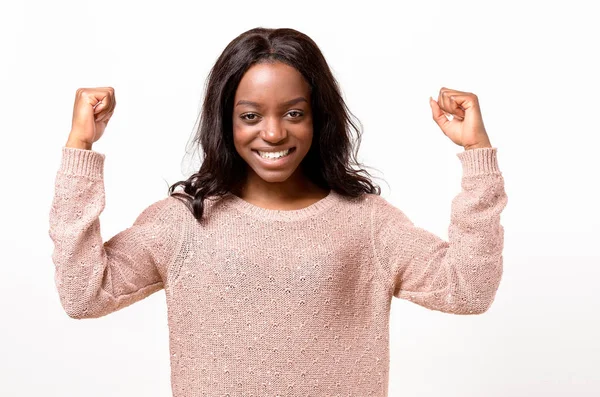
429;87;492;151
66;87;116;150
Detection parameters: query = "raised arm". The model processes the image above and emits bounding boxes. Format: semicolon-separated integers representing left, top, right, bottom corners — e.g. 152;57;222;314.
48;146;185;319
370;147;508;315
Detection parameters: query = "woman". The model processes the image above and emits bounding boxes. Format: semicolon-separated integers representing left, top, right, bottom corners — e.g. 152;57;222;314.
49;27;507;396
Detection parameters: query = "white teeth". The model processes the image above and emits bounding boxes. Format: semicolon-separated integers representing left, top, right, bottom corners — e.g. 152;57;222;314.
257;149;291;159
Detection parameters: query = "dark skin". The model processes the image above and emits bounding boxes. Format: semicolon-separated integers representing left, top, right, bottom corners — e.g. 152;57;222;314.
231;61;329;210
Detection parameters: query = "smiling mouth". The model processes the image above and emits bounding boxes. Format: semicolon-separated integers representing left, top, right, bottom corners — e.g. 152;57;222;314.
252;147;296;160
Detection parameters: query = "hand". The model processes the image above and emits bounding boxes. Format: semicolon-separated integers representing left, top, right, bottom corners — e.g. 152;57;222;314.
67;87;116;148
429;87;492;150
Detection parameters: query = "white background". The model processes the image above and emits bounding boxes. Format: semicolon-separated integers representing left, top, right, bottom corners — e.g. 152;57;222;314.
1;0;598;396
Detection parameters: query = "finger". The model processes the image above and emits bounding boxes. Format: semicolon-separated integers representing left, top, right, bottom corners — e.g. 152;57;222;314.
97;110;113;123
439;88;466;121
440;87;470;95
92;98;107;118
93;91;115;120
97;115;109;124
429;97;451;134
447;96;466;120
437;88;454;119
105;91;116;116
436;95;454;121
447;93;477;119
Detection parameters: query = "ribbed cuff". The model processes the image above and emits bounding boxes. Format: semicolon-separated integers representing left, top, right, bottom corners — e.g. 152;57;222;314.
59;146;105;179
456;147;500;176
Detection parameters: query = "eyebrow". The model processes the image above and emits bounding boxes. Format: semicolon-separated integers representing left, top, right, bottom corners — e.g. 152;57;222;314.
235;96;308;108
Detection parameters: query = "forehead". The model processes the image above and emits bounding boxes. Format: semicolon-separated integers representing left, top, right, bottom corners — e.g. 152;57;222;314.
234;61;310;104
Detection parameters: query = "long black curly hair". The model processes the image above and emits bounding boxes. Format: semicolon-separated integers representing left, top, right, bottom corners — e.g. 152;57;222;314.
168;27;382;221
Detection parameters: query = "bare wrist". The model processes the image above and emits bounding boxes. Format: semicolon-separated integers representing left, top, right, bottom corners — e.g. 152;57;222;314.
464;143;492;150
65;137;92;150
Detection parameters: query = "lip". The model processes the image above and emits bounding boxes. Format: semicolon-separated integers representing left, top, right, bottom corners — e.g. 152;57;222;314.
252;147;295;153
252;147;296;168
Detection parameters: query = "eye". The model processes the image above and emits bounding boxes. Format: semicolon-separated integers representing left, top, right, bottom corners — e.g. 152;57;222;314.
240;113;259;122
287;110;303;118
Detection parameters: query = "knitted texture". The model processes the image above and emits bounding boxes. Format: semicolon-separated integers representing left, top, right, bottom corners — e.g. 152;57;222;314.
48;145;508;396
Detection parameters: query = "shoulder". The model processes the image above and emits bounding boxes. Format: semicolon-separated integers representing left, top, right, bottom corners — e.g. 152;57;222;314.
362;192;393;213
134;195;189;226
132;196;189;258
330;191;398;215
328;192;410;228
363;193;413;227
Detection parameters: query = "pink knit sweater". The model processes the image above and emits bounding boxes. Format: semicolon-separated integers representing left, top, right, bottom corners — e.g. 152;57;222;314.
49;145;507;396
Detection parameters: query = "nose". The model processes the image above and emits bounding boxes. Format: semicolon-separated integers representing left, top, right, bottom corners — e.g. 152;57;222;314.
260;117;287;143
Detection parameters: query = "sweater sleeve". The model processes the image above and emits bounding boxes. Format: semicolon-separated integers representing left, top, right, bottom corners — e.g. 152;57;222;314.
370;147;508;315
48;146;184;319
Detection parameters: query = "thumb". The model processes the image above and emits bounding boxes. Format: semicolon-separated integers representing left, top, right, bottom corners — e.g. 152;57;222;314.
429;96;449;131
92;98;111;121
93;99;105;116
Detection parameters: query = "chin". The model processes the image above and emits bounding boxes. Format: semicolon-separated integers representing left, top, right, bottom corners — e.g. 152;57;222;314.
251;168;297;183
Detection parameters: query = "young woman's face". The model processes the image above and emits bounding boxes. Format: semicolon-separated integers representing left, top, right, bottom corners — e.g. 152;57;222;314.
232;61;313;185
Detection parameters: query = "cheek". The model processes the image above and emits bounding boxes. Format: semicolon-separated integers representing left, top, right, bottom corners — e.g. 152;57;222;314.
298;125;314;148
232;125;253;150
298;117;314;140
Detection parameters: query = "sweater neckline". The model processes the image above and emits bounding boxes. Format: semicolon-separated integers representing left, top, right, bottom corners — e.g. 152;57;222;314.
224;189;338;221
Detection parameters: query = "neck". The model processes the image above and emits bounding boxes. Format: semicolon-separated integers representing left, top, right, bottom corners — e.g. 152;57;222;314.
233;168;326;205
